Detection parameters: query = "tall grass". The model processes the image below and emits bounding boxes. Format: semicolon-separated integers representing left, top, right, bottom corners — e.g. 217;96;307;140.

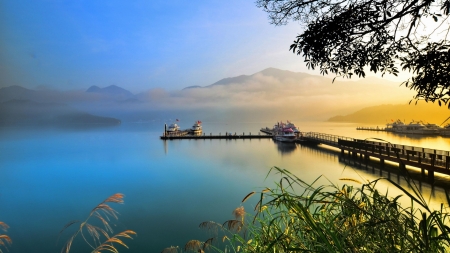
167;167;450;252
0;221;11;253
58;193;136;253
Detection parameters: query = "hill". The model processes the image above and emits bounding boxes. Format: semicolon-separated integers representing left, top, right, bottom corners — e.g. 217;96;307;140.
86;85;135;98
0;99;121;126
327;103;449;125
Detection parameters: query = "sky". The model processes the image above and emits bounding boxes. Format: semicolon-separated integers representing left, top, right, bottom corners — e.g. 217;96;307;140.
0;0;333;93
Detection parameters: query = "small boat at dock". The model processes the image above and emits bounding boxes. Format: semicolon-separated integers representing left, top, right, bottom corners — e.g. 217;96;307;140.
385;120;439;135
273;127;297;142
190;121;202;135
166;122;180;133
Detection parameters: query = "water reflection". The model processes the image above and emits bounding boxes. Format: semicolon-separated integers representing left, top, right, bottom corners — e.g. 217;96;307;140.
298;142;450;197
3;122;450;253
273;140;297;154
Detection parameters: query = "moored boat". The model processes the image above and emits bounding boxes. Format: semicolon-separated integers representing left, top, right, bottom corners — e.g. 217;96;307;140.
167;123;180;133
386;120;439;135
440;123;450;137
273;127;297;142
190;121;202;135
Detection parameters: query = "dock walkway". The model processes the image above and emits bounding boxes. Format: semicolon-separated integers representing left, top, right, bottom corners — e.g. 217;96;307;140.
160;132;271;140
160;127;450;183
302;132;450;183
356;126;387;131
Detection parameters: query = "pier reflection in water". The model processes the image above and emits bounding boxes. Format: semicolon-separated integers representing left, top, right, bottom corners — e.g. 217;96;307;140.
297;142;449;205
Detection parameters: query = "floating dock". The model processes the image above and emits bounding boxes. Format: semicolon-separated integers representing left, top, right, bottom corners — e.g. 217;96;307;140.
160;131;271;140
161;125;450;184
356;127;387;131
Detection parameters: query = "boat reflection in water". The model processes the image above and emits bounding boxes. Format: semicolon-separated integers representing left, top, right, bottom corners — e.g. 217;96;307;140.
273;139;297;154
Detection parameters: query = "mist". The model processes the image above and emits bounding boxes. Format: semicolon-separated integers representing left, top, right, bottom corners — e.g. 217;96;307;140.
0;68;423;126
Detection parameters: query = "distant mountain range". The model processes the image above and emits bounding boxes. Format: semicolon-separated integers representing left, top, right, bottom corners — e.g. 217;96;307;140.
183;68;323;89
327;103;449;125
0;98;121;127
86;85;135;98
1;67;445;124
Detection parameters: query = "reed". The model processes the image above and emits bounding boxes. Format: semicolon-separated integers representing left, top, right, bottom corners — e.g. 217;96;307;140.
59;193;136;253
164;166;450;252
0;222;11;253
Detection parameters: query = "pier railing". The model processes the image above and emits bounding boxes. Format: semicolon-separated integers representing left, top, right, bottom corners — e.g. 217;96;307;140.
301;132;450;170
302;132;354;146
349;139;450;169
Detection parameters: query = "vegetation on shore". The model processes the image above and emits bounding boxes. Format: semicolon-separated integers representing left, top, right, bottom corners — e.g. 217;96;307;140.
3;167;450;253
58;193;136;253
0;222;11;253
163;167;450;252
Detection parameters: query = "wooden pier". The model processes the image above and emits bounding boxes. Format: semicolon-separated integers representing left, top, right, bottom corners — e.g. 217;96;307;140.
161;126;450;183
356;126;387;131
160;132;272;140
301;132;450;184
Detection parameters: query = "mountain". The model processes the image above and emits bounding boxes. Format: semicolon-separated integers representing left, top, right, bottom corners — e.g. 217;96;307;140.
208;74;253;86
0;99;121;126
189;68;321;89
0;85;38;102
182;85;202;90
327;103;449;125
86;85;135;98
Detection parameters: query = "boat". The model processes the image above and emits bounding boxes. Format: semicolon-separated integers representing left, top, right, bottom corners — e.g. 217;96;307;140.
166;122;180;133
273;127;297;142
440;123;450;136
386;120;439;135
190;121;202;135
272;120;300;134
285;120;300;133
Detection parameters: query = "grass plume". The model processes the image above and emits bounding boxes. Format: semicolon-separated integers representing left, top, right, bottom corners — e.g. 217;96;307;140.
59;193;136;253
161;246;180;253
0;222;11;253
165;166;450;252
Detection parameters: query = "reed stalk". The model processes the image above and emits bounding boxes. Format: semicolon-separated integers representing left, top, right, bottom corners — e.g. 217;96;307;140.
165;166;450;252
0;222;11;253
59;193;136;253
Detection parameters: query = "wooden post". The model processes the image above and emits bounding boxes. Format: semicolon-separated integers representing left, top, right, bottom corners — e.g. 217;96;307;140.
418;154;425;178
429;154;436;184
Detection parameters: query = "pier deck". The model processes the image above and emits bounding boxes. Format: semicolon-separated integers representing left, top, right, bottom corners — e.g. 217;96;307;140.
356;126;387;131
160;127;450;183
301;132;450;183
160;132;271;140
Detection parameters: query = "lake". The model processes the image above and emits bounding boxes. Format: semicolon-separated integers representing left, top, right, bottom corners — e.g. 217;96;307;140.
1;120;450;253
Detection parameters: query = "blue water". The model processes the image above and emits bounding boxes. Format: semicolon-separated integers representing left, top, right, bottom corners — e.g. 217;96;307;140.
1;121;450;253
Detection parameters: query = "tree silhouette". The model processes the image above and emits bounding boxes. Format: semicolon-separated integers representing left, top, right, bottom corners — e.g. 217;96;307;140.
257;0;450;107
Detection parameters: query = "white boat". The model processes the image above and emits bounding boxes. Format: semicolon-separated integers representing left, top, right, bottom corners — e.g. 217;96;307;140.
386;120;439;135
190;121;202;134
440;123;450;136
273;127;297;142
285;120;300;133
167;123;180;133
273;120;300;134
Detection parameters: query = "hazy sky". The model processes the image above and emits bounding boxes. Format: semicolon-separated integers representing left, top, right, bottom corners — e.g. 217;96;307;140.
1;0;334;93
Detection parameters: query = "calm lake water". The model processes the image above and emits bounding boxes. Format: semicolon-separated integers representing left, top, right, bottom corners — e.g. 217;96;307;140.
1;120;450;253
